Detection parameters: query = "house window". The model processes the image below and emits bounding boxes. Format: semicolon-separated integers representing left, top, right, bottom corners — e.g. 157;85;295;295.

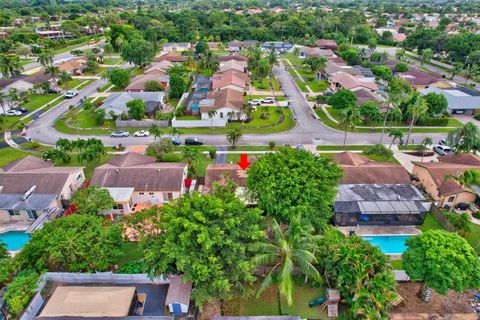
149;192;154;196
448;196;455;203
168;193;173;200
139;192;144;195
112;204;124;210
8;210;20;216
76;174;82;181
163;193;169;202
220;112;224;118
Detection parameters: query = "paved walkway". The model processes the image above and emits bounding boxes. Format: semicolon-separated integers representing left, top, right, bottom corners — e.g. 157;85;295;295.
281;58;314;94
337;226;421;236
215;146;227;164
391;145;438;173
452;115;480;126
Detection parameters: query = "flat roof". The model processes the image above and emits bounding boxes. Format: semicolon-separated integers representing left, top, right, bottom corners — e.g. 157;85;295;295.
39;286;136;318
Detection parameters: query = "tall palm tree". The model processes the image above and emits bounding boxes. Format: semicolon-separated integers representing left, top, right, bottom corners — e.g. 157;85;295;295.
150;124;162;140
388;129;403;149
169;127;183;138
198;50;219;73
445;169;480;214
447;122;480;154
247;46;262;73
451;62;463;80
464;64;480;85
45;65;60;82
405;96;428;145
0;54;23;78
303;57;327;80
103;43;114;59
338;105;360;148
268;49;278;70
8;88;19;107
252;218;321;306
256;58;271;82
207;110;217;130
37;49;54;67
59;71;72;90
419;137;432;162
226;128;242;149
380;90;404;144
182;146;201;177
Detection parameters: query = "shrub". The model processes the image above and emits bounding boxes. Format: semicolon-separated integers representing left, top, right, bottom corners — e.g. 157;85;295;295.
417;117;450;126
4;270;39;316
473;211;480;219
269;141;276;150
209;149;216;159
363;143;393;159
117;260;144;274
161;153;182;162
83;101;93;110
28;141;40;149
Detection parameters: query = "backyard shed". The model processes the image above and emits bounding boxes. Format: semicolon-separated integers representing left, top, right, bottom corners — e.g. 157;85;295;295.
165;275;192;315
39;286;137;318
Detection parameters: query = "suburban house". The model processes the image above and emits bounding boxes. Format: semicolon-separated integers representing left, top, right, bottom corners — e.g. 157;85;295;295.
154;52;187;63
199;88;246;122
218;54;248;62
331;152;430;226
421;86;480;115
301;47;336;59
0;78;34;95
163;42;191;52
352;88;383;106
397;66;451;90
165;275;192;315
329;71;378;92
211;70;249;92
207;42;222;50
57;58;87;75
228;40;259;52
261;41;294;53
219;60;247;73
412;154;480;208
325;61;363;78
317;39;337;50
204;164;249;195
0;156;85;223
145;60;173;74
100;92;166;117
125;71;170;92
90;152;188;216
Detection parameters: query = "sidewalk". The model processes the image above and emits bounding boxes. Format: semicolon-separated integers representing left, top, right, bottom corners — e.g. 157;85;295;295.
281;58;314;94
391;145;438;173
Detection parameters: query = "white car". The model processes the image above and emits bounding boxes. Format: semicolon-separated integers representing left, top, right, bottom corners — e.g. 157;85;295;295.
64;90;78;99
248;99;261;106
3;110;22;116
261;97;276;104
133;130;150;137
433;145;453;156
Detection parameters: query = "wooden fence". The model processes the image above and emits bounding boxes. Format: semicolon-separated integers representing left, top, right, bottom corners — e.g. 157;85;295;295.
430;205;457;232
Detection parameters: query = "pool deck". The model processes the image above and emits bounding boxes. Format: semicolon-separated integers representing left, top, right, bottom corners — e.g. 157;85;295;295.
337;226;422;236
0;221;32;233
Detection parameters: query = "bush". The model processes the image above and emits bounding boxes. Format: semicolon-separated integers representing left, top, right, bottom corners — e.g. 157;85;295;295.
473;211;480;219
363;143;394;159
417;117;450;126
83;101;93;110
4;270;39;316
209;149;216;159
117;260;144;274
269;141;276;150
28;141;40;149
161;153;182;162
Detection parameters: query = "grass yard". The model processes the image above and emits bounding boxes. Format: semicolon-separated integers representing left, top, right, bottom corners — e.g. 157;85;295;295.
0;147;34;166
76;79;96;91
288;59;304;67
390;259;404;270
360;152;399;164
297;68;315;81
316;145;369;151
243;95;286;102
60;79;84;90
306;80;327;93
279;285;327;318
20;59;33;66
226;153;265;163
116;241;143;267
288;68;298;78
296;80;309;92
102;58;124;65
416;213;445;233
252;78;271;91
398;145;422;151
176;115;201;120
227;146;278;151
239;285;281;316
22;94;61;111
270;77;281;91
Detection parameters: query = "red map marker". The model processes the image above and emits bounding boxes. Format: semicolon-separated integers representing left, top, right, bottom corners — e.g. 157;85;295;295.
237;154;251;170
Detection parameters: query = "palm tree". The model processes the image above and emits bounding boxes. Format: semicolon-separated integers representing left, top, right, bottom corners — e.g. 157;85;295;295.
8;88;19;107
445;170;480;213
419;137;432;162
169;127;183;138
255;58;271;82
0;54;23;78
268;49;278;69
150;124;162;140
388;129;403;149
227;111;235;122
207;110;217;130
451;62;463;80
198;50;219;73
338;105;360;148
103;43;114;59
447;122;480;154
247;46;262;73
464;64;480;84
420;49;432;66
405;96;428;145
42;148;71;165
241;104;254;121
252;218;321;306
303;57;327;80
37;49;54;67
182;146;201;177
226;128;242;149
59;71;72;90
45;65;60;82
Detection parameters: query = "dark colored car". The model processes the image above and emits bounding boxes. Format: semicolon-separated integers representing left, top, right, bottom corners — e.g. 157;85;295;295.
456;203;469;210
12;106;28;113
185;137;204;146
171;138;181;146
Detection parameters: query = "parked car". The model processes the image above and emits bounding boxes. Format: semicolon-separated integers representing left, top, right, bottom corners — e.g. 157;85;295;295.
433;145;453;155
439;139;449;146
324;91;333;96
296;144;305;151
248;99;261;106
12;106;28;113
110;130;130;137
65;90;78;99
133;130;150;137
2;110;22;116
261;97;276;104
185;137;203;145
171;137;181;146
455;203;469;211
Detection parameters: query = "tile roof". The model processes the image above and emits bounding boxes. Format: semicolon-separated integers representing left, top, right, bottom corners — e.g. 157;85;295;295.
145;61;173;73
204;163;250;193
125;71;169;91
352;88;382;105
57;59;86;72
211;70;249;90
330;72;378;91
90;152;187;192
326;61;362;77
2;156;51;172
316;39;337;49
217;54;248;62
399;66;445;86
219;60;247;73
154;52;187;63
331;152;411;184
200;88;244;112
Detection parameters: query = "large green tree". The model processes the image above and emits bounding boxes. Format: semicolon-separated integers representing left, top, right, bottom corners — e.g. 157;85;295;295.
403;230;480;302
141;179;264;305
126;98;145;120
328;89;357;110
106;68;131;89
121;39;155;67
245;148;342;230
324;236;397;319
423;92;448;115
71;185;114;215
17;214;122;272
447;122;480;154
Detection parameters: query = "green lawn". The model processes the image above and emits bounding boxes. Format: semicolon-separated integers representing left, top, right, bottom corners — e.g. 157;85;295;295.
76;79;96;91
116;242;143;267
297;68;315;81
417;213;444;232
243;95;286;102
227;146;278;151
288;68;298;78
226;153;265;163
317;145;369;151
306;80;327;93
20;59;33;66
22;94;61;111
60;79;84;90
296;80;309;92
270;77;281;91
177;115;201;120
288;59;304;67
0;147;34;166
390;259;403;270
102;58;124;65
54;41;90;54
252;78;271;91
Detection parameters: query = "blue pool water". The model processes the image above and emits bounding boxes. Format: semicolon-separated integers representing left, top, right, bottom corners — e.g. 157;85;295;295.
362;235;412;254
0;232;31;251
191;102;199;111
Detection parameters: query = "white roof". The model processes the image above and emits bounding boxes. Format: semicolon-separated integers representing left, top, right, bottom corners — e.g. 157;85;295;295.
421;87;480;110
105;187;134;202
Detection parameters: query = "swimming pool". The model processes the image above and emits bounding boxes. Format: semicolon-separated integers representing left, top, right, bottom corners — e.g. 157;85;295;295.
362;235;412;254
0;232;31;251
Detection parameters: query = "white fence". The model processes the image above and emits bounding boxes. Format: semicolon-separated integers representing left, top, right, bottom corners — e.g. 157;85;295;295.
115;119;169;128
20;272;169;320
171;117;226;128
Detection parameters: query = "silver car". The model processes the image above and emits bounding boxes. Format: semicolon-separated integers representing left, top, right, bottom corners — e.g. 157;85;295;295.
110;130;130;137
433;145;452;155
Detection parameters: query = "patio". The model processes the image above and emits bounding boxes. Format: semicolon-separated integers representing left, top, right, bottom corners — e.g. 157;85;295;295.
337;226;422;236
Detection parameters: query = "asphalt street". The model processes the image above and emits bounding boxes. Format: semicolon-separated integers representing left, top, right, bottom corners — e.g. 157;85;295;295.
26;62;448;147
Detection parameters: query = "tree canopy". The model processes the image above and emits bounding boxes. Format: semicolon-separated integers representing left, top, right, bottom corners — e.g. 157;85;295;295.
403;230;480;295
106;68;131;89
140;179;264;305
328;89;357;110
121;39;155;67
245;148;342;230
17;214;123;273
126;98;145;120
71;185;114;215
447;122;480;154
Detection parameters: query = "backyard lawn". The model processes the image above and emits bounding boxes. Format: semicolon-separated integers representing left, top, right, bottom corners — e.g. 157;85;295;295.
116;241;143;267
0;147;34;166
60;79;84;90
306;80;327;93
